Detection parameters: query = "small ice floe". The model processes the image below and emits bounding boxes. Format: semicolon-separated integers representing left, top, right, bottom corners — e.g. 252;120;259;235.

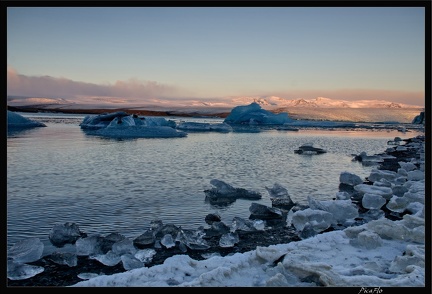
294;143;327;155
351;151;384;166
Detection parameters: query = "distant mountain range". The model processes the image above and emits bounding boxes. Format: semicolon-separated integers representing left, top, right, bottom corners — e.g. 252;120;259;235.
231;96;423;109
7;95;424;123
7;95;424;110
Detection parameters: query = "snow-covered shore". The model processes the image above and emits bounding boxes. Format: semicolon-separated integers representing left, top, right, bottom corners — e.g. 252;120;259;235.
69;135;427;287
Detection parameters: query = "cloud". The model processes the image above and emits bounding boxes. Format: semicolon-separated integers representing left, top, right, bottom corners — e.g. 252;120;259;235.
7;67;425;108
6;66;196;105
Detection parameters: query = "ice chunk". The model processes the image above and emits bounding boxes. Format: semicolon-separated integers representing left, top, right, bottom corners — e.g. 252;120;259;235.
386;196;410;213
49;252;78;267
265;183;295;209
231;216;258;232
112;238;137;255
223;102;293;125
291;208;333;233
354;184;394;200
75;235;106;256
49;222;84;247
349;231;383;249
362;193;387;210
80;111;129;129
399;162;417;172
294;143;327;155
176;122;232;132
389;244;425;273
368;169;398;183
160;234;176;249
175;228;210;250
134;249;157;264
366;219;410;241
204;179;262;202
407;170;424;181
133;230;156;247
78;272;101;280
121;254;144;271
205;221;231;237
8;237;44;264
219;232;240;248
308;197;358;225
7;110;46;128
7;260;44;280
91;250;122;266
339;171;363;186
249;202;285;220
80;112;186;138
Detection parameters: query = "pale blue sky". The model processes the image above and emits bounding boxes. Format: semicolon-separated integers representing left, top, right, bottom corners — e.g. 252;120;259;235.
6;6;426;106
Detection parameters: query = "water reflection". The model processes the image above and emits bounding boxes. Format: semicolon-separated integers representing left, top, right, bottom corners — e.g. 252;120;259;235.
7;127;44;137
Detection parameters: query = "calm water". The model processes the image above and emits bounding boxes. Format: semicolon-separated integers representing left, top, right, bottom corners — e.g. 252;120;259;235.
7;112;424;255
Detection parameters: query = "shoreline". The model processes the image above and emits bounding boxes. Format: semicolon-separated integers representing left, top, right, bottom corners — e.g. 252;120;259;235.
7;105;424;123
7;135;426;287
7;105;231;118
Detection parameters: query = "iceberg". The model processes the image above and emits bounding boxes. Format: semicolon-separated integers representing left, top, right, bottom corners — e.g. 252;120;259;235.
223;102;293;125
294;143;327;155
79;112;187;138
7;110;46;129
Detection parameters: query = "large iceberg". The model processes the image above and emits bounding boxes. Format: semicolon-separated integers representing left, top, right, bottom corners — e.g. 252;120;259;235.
79;112;187;138
223;102;293;125
7;111;46;129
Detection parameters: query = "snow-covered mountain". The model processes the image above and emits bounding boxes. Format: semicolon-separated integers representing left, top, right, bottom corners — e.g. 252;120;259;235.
231;96;423;109
7;95;423;110
7;96;424;110
7;95;424;123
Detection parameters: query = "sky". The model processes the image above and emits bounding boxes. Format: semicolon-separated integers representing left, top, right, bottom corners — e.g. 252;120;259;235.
6;5;427;107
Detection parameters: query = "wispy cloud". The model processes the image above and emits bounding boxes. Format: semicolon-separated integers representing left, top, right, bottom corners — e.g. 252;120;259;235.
7;67;425;108
7;66;197;104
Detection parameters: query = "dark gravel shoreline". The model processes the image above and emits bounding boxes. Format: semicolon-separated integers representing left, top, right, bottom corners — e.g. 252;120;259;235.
7;226;301;287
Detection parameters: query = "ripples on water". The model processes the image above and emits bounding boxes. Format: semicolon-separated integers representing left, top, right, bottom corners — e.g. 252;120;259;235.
7;113;424;255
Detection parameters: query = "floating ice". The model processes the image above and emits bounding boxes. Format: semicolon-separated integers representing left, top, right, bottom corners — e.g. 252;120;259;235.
291;208;333;234
8;136;426;286
49;252;78;267
339;171;363;186
362;193;387;210
121;254;144;271
204;179;262;203
7;260;45;280
79;112;187;138
91;251;122;266
112;239;137;255
307;196;358;225
49;222;84;247
265;183;295;209
176;121;232;132
175;228;210;251
7;110;46;129
161;234;176;249
223;102;293;125
294;143;327;155
8;237;44;264
219;232;240;248
134;249;157;264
